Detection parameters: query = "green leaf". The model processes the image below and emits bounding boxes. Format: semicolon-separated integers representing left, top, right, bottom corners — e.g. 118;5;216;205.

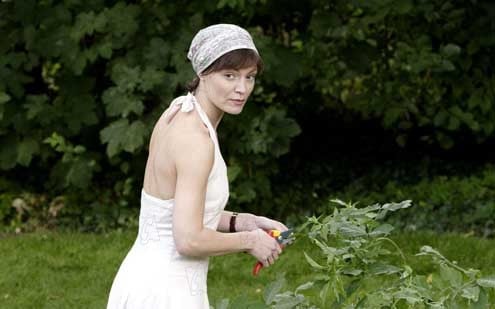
100;119;147;157
272;293;307;309
260;42;303;87
110;64;141;91
97;41;113;59
0;136;18;170
43;132;66;150
433;110;449;127
0;92;9;121
16;137;39;166
338;222;367;237
381;200;412;211
369;224;394;236
104;3;140;48
395;0;413;14
319;281;330;305
396;134;407;147
0;92;10;104
439;263;463;288
441;44;461;57
64;95;98;133
417;245;445;259
102;87;144;117
24;94;55;124
393;287;422;304
330;199;348;207
264;274;286;304
473;288;489;309
369;263;402;275
227;164;242;182
447;116;461;130
341;268;363;276
295;281;314;293
138;67;166;92
477;276;495;288
71;11;106;40
461;285;479;301
467;90;483;110
303;252;325;270
440;59;456;71
383;107;403;127
144;37;170;67
313;274;330;282
436;131;454;149
64;157;96;188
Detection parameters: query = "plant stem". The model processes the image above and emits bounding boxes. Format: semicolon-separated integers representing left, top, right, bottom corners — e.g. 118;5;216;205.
376;237;407;264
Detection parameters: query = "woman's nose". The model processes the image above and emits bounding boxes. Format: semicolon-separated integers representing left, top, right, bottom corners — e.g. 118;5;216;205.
235;79;247;94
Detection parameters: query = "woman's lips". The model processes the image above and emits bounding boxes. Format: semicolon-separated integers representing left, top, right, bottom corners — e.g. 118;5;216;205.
229;99;245;105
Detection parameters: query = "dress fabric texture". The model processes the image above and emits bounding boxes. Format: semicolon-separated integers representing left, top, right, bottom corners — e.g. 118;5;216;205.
107;93;230;309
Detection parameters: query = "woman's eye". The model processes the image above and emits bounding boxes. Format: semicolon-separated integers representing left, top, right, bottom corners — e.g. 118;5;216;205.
247;75;256;81
224;74;235;79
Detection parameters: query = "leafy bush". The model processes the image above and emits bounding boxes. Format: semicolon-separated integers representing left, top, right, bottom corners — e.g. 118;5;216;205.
1;0;494;230
216;199;495;308
306;0;495;149
0;0;301;220
329;164;495;237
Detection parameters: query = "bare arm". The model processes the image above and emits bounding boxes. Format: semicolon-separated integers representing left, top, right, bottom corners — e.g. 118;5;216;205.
217;210;235;232
171;132;280;262
217;211;289;233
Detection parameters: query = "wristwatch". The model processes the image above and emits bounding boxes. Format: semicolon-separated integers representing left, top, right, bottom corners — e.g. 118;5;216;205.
229;212;238;232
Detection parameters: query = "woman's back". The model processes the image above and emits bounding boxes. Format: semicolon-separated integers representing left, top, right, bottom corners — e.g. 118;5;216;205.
143;98;213;202
107;94;230;309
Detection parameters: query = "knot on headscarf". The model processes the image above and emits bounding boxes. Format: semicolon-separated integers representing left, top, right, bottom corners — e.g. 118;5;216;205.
187;24;258;75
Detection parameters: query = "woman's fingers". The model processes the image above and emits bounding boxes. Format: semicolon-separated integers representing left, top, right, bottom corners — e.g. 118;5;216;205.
250;228;286;267
276;221;289;231
272;250;279;260
266;217;288;231
255;216;288;232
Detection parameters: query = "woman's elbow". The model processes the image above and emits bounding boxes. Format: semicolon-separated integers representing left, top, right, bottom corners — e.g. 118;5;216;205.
174;236;201;256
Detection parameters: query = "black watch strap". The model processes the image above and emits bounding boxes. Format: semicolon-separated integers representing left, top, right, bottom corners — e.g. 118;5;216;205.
229;212;238;232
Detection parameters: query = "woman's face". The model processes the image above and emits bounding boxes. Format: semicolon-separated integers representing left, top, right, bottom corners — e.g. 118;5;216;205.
200;66;258;115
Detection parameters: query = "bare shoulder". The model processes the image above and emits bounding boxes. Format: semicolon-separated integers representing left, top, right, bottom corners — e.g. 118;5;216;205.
167;111;214;173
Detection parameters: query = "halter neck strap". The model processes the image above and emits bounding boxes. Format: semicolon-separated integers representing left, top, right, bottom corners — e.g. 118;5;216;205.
164;93;219;146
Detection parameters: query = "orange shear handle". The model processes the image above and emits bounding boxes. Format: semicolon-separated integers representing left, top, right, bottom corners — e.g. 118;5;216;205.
252;230;283;276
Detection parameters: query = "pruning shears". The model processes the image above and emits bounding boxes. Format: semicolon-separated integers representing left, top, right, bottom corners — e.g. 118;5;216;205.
252;229;295;276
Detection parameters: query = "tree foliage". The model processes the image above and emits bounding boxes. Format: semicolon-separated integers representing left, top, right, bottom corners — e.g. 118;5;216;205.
0;0;494;228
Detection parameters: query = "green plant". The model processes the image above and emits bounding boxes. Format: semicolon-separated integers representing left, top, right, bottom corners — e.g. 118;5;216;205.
262;199;495;308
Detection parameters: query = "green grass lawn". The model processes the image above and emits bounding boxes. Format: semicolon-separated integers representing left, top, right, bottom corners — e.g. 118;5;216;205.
1;230;494;308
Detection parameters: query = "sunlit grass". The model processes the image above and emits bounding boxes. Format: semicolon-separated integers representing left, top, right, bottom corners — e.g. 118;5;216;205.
0;230;494;308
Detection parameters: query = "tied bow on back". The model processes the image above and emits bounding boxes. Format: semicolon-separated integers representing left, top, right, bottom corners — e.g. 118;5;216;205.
163;92;196;123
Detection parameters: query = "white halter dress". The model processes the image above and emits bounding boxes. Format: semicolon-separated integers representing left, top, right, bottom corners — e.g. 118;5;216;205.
107;93;230;309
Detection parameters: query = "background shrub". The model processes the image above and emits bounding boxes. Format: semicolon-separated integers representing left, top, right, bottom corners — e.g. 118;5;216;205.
0;0;494;232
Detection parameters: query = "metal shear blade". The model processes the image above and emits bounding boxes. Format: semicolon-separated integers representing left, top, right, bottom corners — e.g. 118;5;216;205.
278;229;295;245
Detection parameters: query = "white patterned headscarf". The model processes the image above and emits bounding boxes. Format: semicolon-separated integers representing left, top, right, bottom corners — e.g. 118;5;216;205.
187;24;259;75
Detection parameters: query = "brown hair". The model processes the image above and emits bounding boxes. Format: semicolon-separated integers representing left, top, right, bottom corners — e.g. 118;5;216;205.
186;49;263;92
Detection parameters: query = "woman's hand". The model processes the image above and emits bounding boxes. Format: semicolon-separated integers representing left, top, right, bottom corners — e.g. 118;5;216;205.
236;213;288;232
245;229;283;267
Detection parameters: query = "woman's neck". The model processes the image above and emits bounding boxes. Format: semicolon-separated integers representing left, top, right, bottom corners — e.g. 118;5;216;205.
193;90;224;130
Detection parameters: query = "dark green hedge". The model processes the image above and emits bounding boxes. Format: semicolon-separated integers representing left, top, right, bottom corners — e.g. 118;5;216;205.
0;0;494;232
324;163;495;237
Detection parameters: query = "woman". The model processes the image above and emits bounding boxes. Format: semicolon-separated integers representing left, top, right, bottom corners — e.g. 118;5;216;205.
107;24;288;308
